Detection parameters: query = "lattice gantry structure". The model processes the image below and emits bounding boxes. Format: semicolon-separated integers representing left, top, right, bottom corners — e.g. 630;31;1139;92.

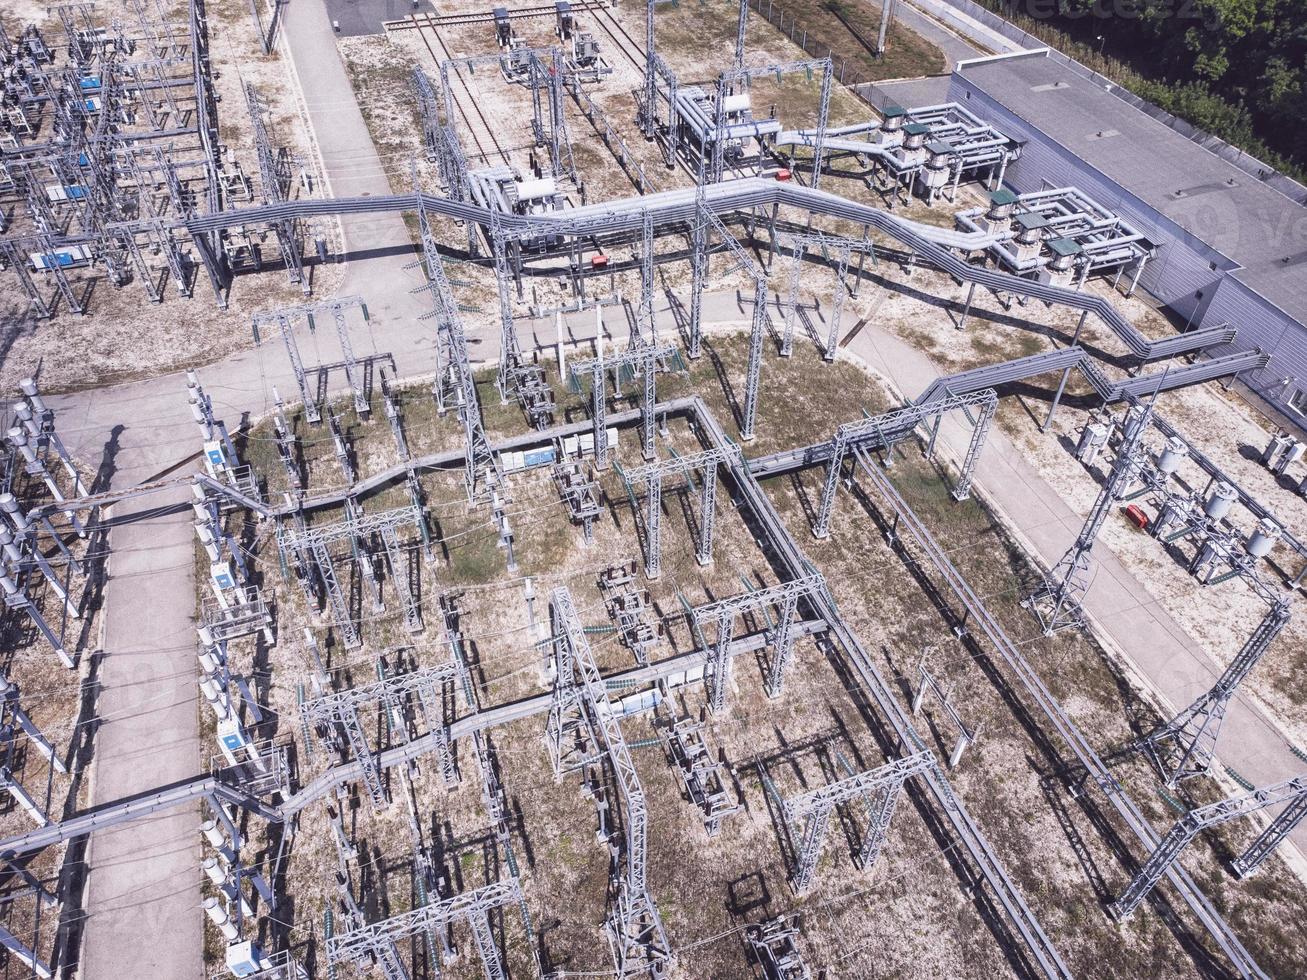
1111;775;1307;919
276;504;426;649
328;878;521;980
0;377;94;667
252;296;381;424
570;342;681;468
690;574;826;711
301;657;463;810
768;750;934;894
622;446;734;578
0;2;326;315
686;199;772;440
780;229;879;359
1025;399;1154;635
414;188;504;505
811;389;998;539
1137;598;1292;786
545;586;674;978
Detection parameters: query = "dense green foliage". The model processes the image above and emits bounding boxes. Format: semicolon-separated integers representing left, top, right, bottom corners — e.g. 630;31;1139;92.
980;0;1307;179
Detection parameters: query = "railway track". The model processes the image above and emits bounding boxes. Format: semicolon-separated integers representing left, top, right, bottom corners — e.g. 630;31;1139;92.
404;13;511;167
587;2;645;73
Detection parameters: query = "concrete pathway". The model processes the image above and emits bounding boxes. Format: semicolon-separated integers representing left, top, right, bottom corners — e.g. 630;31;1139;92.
902;0;1022;59
79;481;203;980
894;0;986;66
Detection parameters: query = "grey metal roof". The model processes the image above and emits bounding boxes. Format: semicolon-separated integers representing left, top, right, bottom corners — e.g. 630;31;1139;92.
957;54;1307;323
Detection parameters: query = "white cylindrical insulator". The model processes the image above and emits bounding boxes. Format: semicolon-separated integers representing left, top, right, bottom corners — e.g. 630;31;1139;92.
19;378;46;414
202;897;238;941
0;527;19;565
1124;404;1147;433
13;403;39;439
1204;482;1237;521
201;818;227;851
199;677;230;719
202;856;227;886
7;427;36;465
195;524;219;560
197;625;216;647
1246;519;1281;559
1157;436;1188;475
189;395;206;424
0;494;26;531
0;573;20;598
197;647;222;674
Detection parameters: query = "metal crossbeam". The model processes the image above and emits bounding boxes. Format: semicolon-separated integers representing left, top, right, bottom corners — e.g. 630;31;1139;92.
780;751;932;893
813;389;998;538
692;575;825;710
1111;775;1307;919
1139;599;1291;785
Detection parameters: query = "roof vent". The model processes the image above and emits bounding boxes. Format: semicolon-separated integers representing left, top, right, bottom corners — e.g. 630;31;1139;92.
1086;129;1120;141
1030;81;1070;93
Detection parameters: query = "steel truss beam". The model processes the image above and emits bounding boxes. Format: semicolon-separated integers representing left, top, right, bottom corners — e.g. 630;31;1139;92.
691;574;826;710
813;389;998;538
547;587;673;978
623;446;734;577
777;751;933;893
1111;775;1307;919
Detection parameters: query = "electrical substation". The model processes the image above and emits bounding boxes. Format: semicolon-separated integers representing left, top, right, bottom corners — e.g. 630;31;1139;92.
0;0;1306;978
